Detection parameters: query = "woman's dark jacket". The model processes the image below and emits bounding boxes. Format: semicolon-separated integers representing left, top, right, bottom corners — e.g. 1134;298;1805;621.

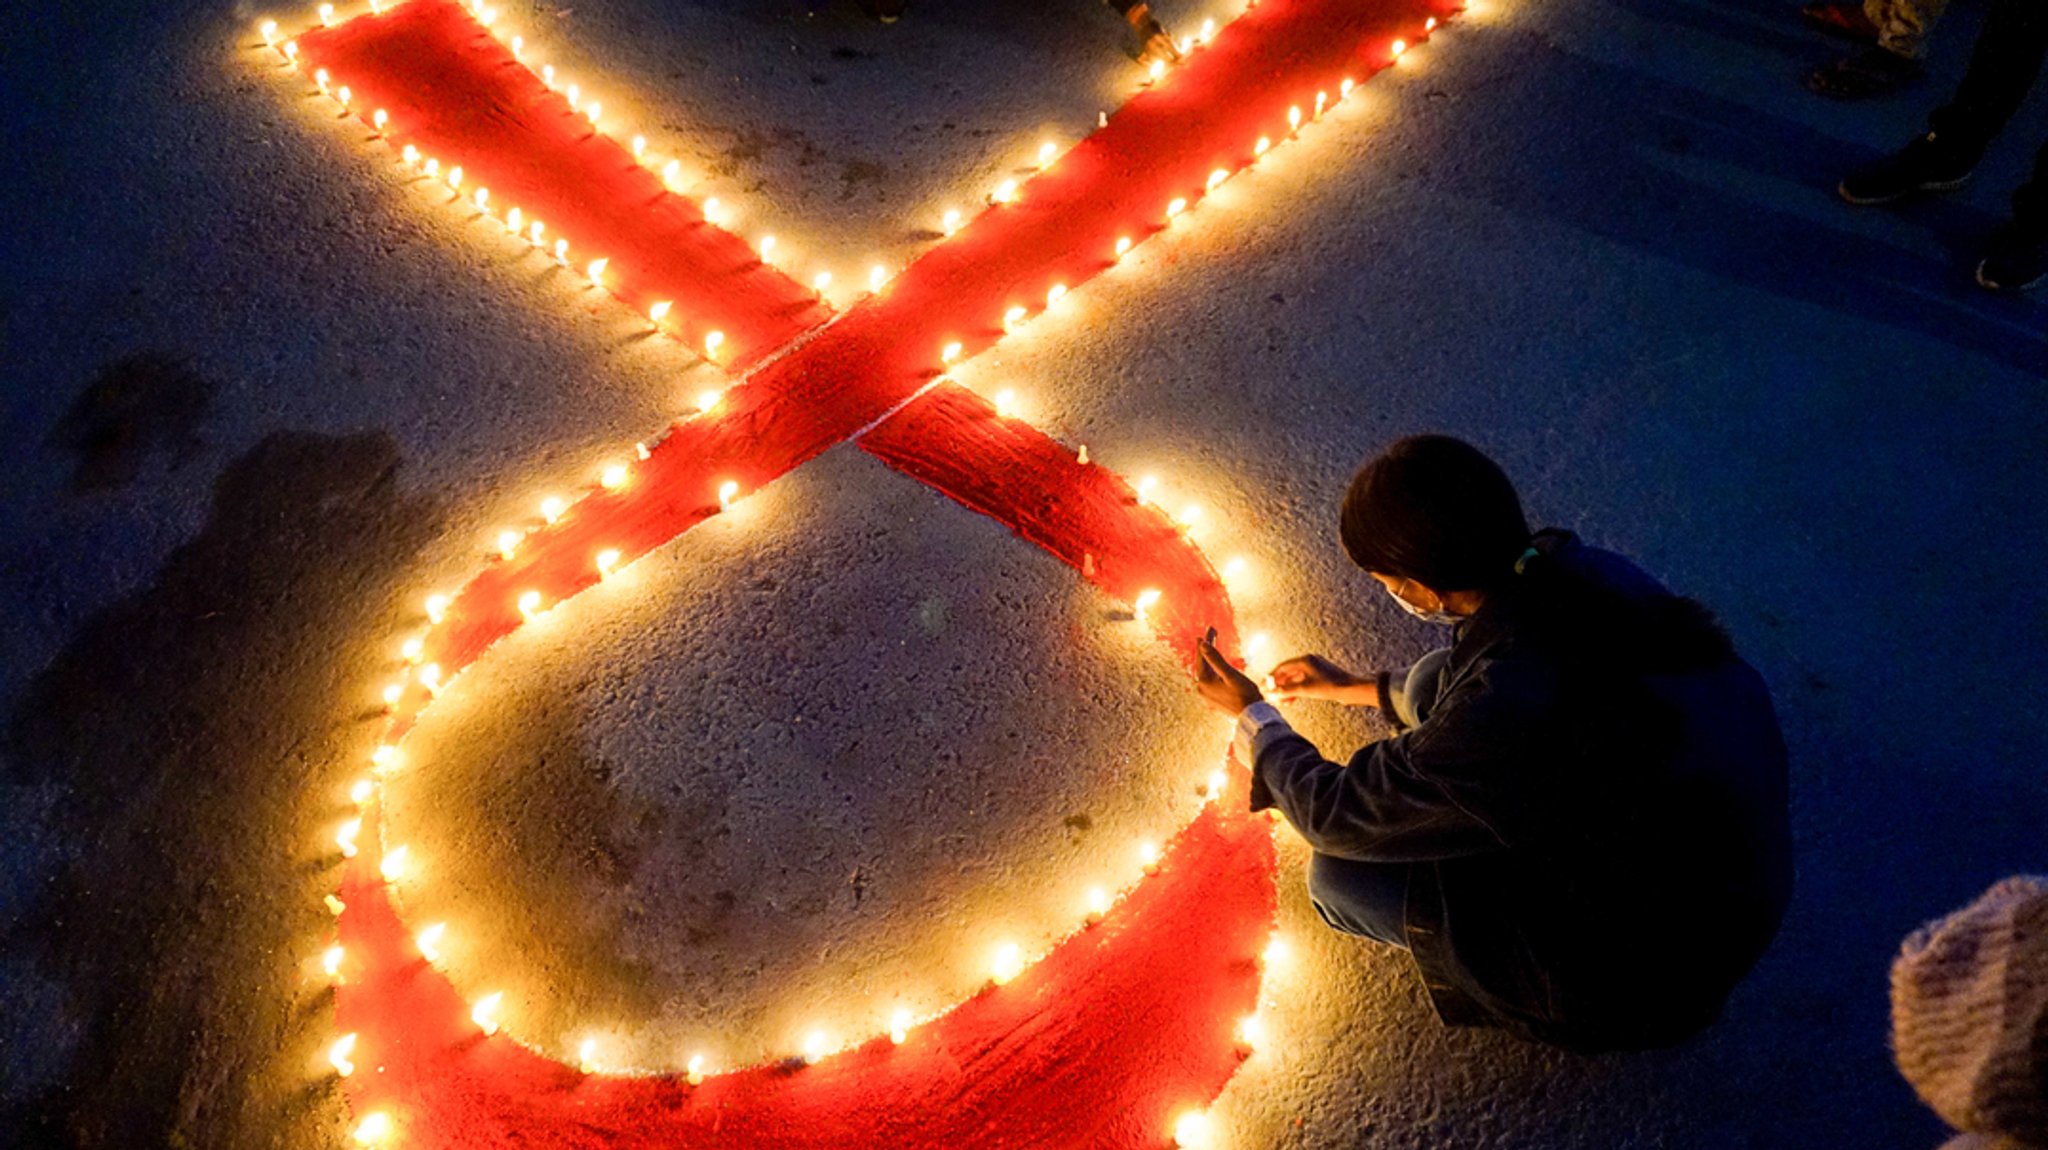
1246;533;1793;1052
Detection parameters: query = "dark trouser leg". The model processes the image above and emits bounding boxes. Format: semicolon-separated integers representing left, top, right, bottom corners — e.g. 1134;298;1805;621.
2011;139;2048;234
1307;854;1412;947
1926;0;2048;160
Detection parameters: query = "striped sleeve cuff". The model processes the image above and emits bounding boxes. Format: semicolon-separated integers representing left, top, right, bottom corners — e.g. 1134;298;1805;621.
1234;700;1293;767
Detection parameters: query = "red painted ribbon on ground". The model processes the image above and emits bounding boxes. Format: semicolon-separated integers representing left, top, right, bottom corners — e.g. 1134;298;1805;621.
292;0;1447;1143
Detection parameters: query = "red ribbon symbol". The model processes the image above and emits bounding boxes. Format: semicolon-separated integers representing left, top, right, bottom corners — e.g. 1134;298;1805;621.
283;0;1448;1144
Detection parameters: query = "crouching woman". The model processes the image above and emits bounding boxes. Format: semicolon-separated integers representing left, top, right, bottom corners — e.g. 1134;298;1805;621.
1195;435;1793;1053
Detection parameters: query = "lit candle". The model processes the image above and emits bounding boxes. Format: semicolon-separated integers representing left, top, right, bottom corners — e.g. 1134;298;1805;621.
371;744;400;773
336;818;361;858
801;1031;829;1065
350;779;374;805
1086;886;1111;921
704;330;725;358
1003;305;1026;331
554;238;569;264
663;159;681;187
1135;475;1157;504
1173;1110;1214;1149
1340;77;1355;98
890;1008;912;1045
1037;140;1056;167
696;389;722;413
1288;105;1302;131
329;1032;358;1077
941;341;962;364
543;65;556;88
1426;16;1438;30
1391;38;1407;57
702;197;722;224
991;941;1025;986
401;143;419;165
759;234;776;261
1238;1012;1265;1050
1148;59;1166;84
472;992;503;1034
325;893;346;915
381;683;403;708
511;34;523;58
648;300;672;324
991;179;1017;204
529;220;545;244
1254;135;1271;156
586;256;608;283
372;108;389;133
380;845;409;882
1264;935;1291;968
419;662;442;692
506;206;522;233
1315;90;1328;117
540;496;566;524
1138;839;1162;871
473;187;490;211
335;86;351;107
596;549;621;578
1207;168;1228;191
1115;236;1132;258
423;157;440;178
319;4;334;26
447;164;463;189
1166;196;1186;219
632;134;646;159
517;589;543;622
1046;283;1066;307
352;1112;392;1147
718;480;739;510
261;19;277;44
323;945;345;978
812;270;832;292
601;464;628;489
868;264;887;292
941;209;962;236
686;1053;706;1085
416;922;446;963
585;101;600;124
993;389;1017;418
578;1038;598;1073
314;68;331;92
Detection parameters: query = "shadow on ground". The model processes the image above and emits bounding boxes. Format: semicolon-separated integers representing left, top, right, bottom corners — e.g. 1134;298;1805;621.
0;427;442;1149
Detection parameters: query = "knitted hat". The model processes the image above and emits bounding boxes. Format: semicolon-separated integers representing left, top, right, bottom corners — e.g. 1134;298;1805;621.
1892;875;2048;1146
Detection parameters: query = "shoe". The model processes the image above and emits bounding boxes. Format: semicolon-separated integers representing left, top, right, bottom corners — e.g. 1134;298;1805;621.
1808;45;1921;99
1799;1;1879;43
1975;224;2048;292
1839;134;1975;205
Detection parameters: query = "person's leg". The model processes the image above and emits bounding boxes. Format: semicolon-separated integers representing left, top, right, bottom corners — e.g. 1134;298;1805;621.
1384;646;1453;730
1842;0;2048;202
1975;136;2048;290
1307;854;1412;947
1927;0;2048;157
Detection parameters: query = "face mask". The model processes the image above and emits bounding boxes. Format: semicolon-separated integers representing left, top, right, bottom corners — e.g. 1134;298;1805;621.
1389;580;1462;626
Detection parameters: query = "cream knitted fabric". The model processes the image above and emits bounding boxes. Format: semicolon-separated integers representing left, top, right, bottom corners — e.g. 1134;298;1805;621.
1892;875;2048;1146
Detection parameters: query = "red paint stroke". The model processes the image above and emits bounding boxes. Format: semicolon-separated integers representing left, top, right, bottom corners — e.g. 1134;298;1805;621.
289;0;1451;1144
337;779;1275;1149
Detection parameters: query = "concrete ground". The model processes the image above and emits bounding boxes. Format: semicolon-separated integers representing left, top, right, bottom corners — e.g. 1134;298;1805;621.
4;0;2046;1146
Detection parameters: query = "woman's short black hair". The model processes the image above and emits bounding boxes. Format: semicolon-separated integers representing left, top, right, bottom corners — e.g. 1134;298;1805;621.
1339;434;1531;591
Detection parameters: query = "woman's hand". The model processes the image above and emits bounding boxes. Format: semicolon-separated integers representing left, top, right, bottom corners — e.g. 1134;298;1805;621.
1267;654;1373;705
1195;634;1265;716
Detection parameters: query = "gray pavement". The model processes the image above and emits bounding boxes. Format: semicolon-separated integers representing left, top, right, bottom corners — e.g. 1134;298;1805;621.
4;0;2046;1147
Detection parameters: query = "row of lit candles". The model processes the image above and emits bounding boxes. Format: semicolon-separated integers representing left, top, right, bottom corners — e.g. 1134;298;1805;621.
260;0;1450;1143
